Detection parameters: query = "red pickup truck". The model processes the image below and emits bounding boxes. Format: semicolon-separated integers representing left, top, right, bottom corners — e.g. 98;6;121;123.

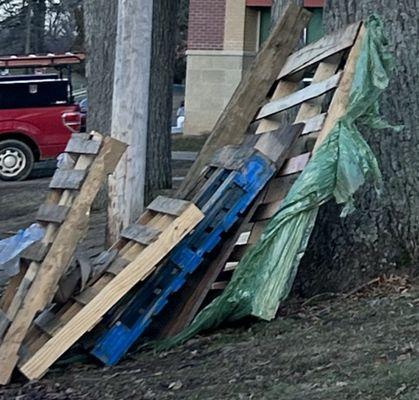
0;54;83;181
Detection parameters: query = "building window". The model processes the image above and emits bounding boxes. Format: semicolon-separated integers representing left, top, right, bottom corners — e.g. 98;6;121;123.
305;7;324;44
259;8;271;46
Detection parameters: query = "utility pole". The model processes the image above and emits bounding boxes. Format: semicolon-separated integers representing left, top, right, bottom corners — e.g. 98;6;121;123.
107;0;154;242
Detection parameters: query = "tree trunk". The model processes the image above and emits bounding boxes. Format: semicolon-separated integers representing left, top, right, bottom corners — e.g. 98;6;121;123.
144;0;179;204
107;0;154;242
278;0;418;295
32;0;46;53
24;0;32;54
83;0;117;134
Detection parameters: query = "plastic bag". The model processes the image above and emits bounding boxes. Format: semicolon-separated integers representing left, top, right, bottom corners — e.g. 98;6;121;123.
0;223;45;285
161;16;395;348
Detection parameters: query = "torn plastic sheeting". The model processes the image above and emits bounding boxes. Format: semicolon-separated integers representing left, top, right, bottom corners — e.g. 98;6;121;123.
0;223;44;285
161;15;394;348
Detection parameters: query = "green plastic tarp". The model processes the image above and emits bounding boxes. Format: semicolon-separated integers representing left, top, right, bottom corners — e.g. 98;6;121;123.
161;15;394;348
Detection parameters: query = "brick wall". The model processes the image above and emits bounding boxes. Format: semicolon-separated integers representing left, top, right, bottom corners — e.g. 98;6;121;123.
188;0;226;50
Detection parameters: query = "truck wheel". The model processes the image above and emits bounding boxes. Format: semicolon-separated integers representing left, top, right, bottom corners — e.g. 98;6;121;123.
0;139;35;181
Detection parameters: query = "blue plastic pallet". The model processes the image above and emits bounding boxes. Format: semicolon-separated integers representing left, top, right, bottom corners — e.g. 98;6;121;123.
91;152;275;365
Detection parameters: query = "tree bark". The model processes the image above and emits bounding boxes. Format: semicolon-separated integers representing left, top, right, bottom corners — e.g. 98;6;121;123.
144;0;179;204
272;0;418;295
107;0;154;242
32;0;46;53
83;0;117;134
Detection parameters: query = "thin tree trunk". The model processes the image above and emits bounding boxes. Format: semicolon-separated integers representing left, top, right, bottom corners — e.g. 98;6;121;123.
144;0;179;204
292;0;418;295
32;0;46;53
84;0;117;134
24;0;32;54
107;0;154;242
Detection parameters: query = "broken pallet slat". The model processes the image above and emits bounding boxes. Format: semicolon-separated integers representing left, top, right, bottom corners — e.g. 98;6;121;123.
159;25;363;337
146;196;192;217
49;169;87;190
0;137;127;385
177;4;311;198
120;224;161;246
36;204;70;224
0;135;103;335
19;202;203;380
65;137;102;155
278;21;361;79
91;125;304;360
256;72;343;120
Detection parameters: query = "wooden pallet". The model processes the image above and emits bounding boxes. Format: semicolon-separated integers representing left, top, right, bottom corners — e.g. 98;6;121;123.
0;133;127;384
159;21;365;337
88;124;303;365
17;196;203;380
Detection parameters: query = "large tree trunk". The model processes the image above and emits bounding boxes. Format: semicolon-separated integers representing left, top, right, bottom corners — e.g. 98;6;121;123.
107;0;154;242
83;0;117;134
144;0;179;204
272;0;418;295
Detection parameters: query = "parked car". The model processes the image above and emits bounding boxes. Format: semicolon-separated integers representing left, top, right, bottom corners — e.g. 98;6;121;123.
0;54;83;181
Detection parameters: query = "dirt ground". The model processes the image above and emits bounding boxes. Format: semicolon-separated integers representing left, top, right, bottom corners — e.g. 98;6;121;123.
0;136;418;399
1;281;418;400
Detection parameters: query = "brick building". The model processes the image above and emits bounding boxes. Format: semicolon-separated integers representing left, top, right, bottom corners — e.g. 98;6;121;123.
184;0;324;135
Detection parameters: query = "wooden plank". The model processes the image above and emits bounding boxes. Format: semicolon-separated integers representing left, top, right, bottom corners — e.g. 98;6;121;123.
147;196;192;217
256;80;300;134
211;282;228;290
0;310;10;339
120;224;161;246
49;169;86;190
177;4;311;198
0;137;127;385
299;113;327;135
254;124;304;166
19;203;204;380
106;257;130;276
279;153;311;176
314;25;366;149
36;204;69;224
278;22;361;79
256;72;342;120
20;242;50;263
71;133;91;141
65;137;101;155
209;143;256;171
0;134;103;344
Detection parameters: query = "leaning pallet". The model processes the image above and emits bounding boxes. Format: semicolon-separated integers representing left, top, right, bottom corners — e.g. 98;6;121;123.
159;21;364;337
88;124;303;366
177;3;311;197
0;134;127;384
18;197;203;380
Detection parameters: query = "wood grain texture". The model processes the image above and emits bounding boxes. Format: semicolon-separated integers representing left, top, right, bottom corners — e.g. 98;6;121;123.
146;196;191;216
65;137;101;155
278;21;361;79
256;72;342;120
19;203;204;380
0;137;127;385
107;0;154;242
36;204;69;224
49;169;87;190
120;223;161;245
177;4;311;198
